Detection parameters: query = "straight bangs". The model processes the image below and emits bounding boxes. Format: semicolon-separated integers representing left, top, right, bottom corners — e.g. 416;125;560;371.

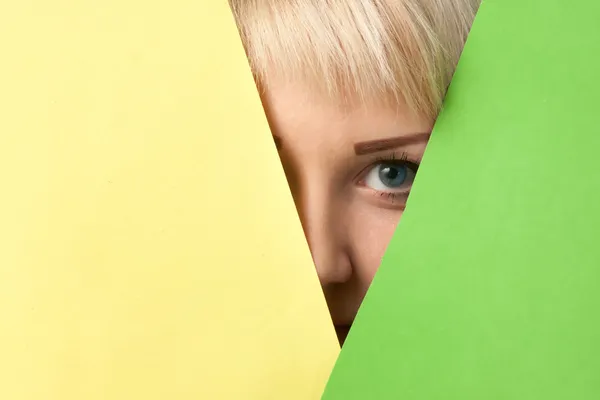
229;0;479;118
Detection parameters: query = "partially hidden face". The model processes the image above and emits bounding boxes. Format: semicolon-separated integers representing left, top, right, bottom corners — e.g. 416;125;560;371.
261;80;433;344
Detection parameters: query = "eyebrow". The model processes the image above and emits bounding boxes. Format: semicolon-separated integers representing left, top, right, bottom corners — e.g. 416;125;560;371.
354;132;431;155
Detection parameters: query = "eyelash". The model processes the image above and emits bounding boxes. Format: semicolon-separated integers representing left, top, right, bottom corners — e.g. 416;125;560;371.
371;151;420;171
356;151;421;204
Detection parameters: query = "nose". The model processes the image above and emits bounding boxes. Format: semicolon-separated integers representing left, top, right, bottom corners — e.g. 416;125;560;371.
292;180;353;287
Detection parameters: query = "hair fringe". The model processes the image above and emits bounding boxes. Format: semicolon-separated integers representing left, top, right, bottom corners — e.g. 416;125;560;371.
229;0;480;118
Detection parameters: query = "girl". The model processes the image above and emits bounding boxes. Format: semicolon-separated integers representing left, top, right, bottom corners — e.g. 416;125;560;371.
229;0;480;343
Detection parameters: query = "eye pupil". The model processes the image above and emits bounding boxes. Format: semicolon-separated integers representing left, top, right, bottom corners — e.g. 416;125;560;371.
385;168;399;179
378;164;407;188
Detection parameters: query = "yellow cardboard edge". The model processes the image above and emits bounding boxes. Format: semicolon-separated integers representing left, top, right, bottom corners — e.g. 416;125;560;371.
0;1;339;398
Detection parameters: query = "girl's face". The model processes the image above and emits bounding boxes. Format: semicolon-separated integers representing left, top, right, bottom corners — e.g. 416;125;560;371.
262;80;433;343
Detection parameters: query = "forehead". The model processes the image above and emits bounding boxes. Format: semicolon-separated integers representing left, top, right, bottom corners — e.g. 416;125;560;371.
261;80;434;151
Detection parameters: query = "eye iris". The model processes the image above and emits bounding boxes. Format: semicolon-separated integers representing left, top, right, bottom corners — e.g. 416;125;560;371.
378;164;407;188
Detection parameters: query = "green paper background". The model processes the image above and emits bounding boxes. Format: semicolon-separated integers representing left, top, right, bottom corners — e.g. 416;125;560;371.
322;0;600;398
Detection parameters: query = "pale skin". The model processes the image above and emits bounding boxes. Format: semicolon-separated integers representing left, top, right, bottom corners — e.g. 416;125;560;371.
261;79;433;344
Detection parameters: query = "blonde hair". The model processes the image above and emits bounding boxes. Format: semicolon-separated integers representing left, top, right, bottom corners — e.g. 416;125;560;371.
229;0;480;118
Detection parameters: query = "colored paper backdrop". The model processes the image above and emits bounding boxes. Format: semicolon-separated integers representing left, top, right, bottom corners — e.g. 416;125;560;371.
0;1;338;399
323;0;600;398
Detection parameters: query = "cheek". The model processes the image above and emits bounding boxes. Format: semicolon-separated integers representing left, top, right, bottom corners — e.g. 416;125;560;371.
348;205;402;285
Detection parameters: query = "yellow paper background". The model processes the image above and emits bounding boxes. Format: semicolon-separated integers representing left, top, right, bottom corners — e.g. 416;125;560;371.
0;1;339;398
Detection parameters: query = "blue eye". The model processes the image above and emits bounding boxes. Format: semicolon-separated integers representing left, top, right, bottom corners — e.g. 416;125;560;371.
363;162;416;192
379;164;407;187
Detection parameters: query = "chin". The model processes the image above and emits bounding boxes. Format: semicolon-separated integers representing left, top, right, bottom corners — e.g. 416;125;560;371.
335;325;351;346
